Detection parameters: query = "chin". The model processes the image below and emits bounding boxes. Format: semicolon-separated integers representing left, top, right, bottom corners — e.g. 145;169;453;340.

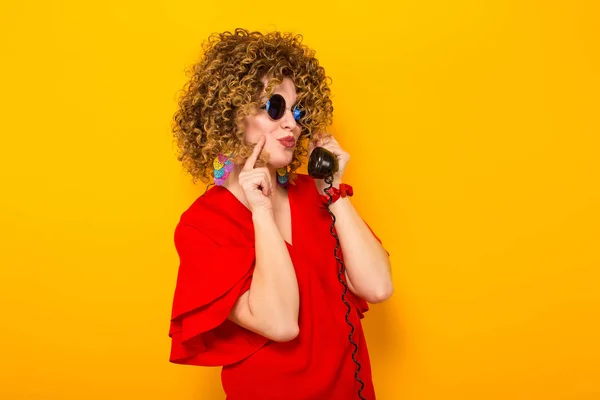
269;154;294;169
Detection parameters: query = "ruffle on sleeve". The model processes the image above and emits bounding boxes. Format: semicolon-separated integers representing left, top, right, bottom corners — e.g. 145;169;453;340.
168;223;269;366
346;290;370;319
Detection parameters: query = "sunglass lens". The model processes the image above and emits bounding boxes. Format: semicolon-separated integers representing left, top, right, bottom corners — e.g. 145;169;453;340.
266;94;285;120
293;107;305;123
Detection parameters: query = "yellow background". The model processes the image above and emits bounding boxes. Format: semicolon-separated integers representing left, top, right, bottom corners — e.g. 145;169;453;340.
1;0;598;399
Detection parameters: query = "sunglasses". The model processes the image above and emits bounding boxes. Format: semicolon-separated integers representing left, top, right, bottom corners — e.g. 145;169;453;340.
260;94;305;124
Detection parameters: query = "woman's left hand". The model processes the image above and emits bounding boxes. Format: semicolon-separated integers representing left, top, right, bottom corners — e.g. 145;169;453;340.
308;133;350;193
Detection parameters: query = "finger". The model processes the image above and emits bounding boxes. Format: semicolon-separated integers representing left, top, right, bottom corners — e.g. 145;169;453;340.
243;136;266;171
245;169;271;197
262;170;272;197
257;176;270;197
309;138;321;152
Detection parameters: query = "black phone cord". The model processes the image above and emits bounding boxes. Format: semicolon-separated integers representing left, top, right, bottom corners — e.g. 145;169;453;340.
324;175;367;400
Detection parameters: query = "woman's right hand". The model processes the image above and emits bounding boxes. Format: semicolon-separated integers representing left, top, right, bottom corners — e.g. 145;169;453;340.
239;136;274;214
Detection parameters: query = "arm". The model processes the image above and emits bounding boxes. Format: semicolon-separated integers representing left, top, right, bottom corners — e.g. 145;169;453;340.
329;196;393;304
228;209;300;342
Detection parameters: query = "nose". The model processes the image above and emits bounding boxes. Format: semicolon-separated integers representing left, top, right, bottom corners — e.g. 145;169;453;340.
280;108;298;131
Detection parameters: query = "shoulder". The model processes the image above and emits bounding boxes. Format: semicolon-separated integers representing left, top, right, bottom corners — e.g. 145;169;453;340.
291;172;321;203
291;172;311;185
176;185;254;246
291;172;317;193
178;190;218;228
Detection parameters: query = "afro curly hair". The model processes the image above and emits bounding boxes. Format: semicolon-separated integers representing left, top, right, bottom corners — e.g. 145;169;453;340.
171;28;334;185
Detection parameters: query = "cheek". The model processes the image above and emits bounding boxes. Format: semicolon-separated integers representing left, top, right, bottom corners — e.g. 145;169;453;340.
244;115;276;141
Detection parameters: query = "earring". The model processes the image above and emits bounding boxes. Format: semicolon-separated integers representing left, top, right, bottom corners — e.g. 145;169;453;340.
213;152;234;186
276;166;289;187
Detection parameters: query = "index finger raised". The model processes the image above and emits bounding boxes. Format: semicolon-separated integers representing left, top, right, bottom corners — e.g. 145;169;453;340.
243;136;266;171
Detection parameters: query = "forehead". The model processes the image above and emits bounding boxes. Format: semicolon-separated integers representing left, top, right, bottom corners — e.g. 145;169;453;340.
261;76;298;104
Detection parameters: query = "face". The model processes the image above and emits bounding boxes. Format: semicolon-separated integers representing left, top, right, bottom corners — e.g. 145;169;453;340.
243;76;302;169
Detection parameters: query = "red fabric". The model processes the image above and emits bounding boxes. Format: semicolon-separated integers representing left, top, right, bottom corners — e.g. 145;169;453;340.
168;173;390;400
320;183;353;206
340;183;353;198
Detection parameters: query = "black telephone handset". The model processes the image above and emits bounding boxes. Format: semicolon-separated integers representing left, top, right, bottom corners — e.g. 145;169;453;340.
307;147;339;179
308;147;367;400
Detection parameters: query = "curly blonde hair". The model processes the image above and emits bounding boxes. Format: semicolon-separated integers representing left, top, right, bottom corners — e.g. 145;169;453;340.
171;28;334;185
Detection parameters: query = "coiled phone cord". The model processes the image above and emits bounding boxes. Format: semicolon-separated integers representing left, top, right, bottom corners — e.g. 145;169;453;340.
323;175;367;400
206;156;368;399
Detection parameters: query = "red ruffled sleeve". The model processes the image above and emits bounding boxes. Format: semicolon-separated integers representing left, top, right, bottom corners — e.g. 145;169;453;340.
168;222;268;366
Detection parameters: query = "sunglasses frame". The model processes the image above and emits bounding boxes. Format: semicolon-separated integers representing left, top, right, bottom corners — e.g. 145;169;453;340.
260;93;305;124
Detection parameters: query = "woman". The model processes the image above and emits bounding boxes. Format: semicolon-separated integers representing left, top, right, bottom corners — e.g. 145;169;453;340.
169;28;393;400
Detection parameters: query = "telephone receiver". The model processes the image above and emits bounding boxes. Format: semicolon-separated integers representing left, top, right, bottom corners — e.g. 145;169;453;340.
307;146;338;179
307;146;367;399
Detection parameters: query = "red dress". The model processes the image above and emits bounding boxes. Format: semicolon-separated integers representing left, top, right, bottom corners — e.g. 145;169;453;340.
168;173;389;400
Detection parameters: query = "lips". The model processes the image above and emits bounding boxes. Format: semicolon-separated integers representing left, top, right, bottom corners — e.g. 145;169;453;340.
277;136;296;148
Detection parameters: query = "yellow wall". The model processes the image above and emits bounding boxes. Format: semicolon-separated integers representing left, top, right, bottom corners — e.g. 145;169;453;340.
1;1;598;399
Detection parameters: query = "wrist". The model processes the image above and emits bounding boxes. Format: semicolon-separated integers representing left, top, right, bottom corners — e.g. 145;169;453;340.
329;195;352;211
316;178;343;195
252;208;274;221
319;183;353;207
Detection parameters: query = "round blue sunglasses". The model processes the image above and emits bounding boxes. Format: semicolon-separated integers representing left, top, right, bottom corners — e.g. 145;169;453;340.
260;94;305;124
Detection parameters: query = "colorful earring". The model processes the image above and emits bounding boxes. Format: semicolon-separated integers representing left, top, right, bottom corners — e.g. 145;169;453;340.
213;152;234;186
276;166;289;187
